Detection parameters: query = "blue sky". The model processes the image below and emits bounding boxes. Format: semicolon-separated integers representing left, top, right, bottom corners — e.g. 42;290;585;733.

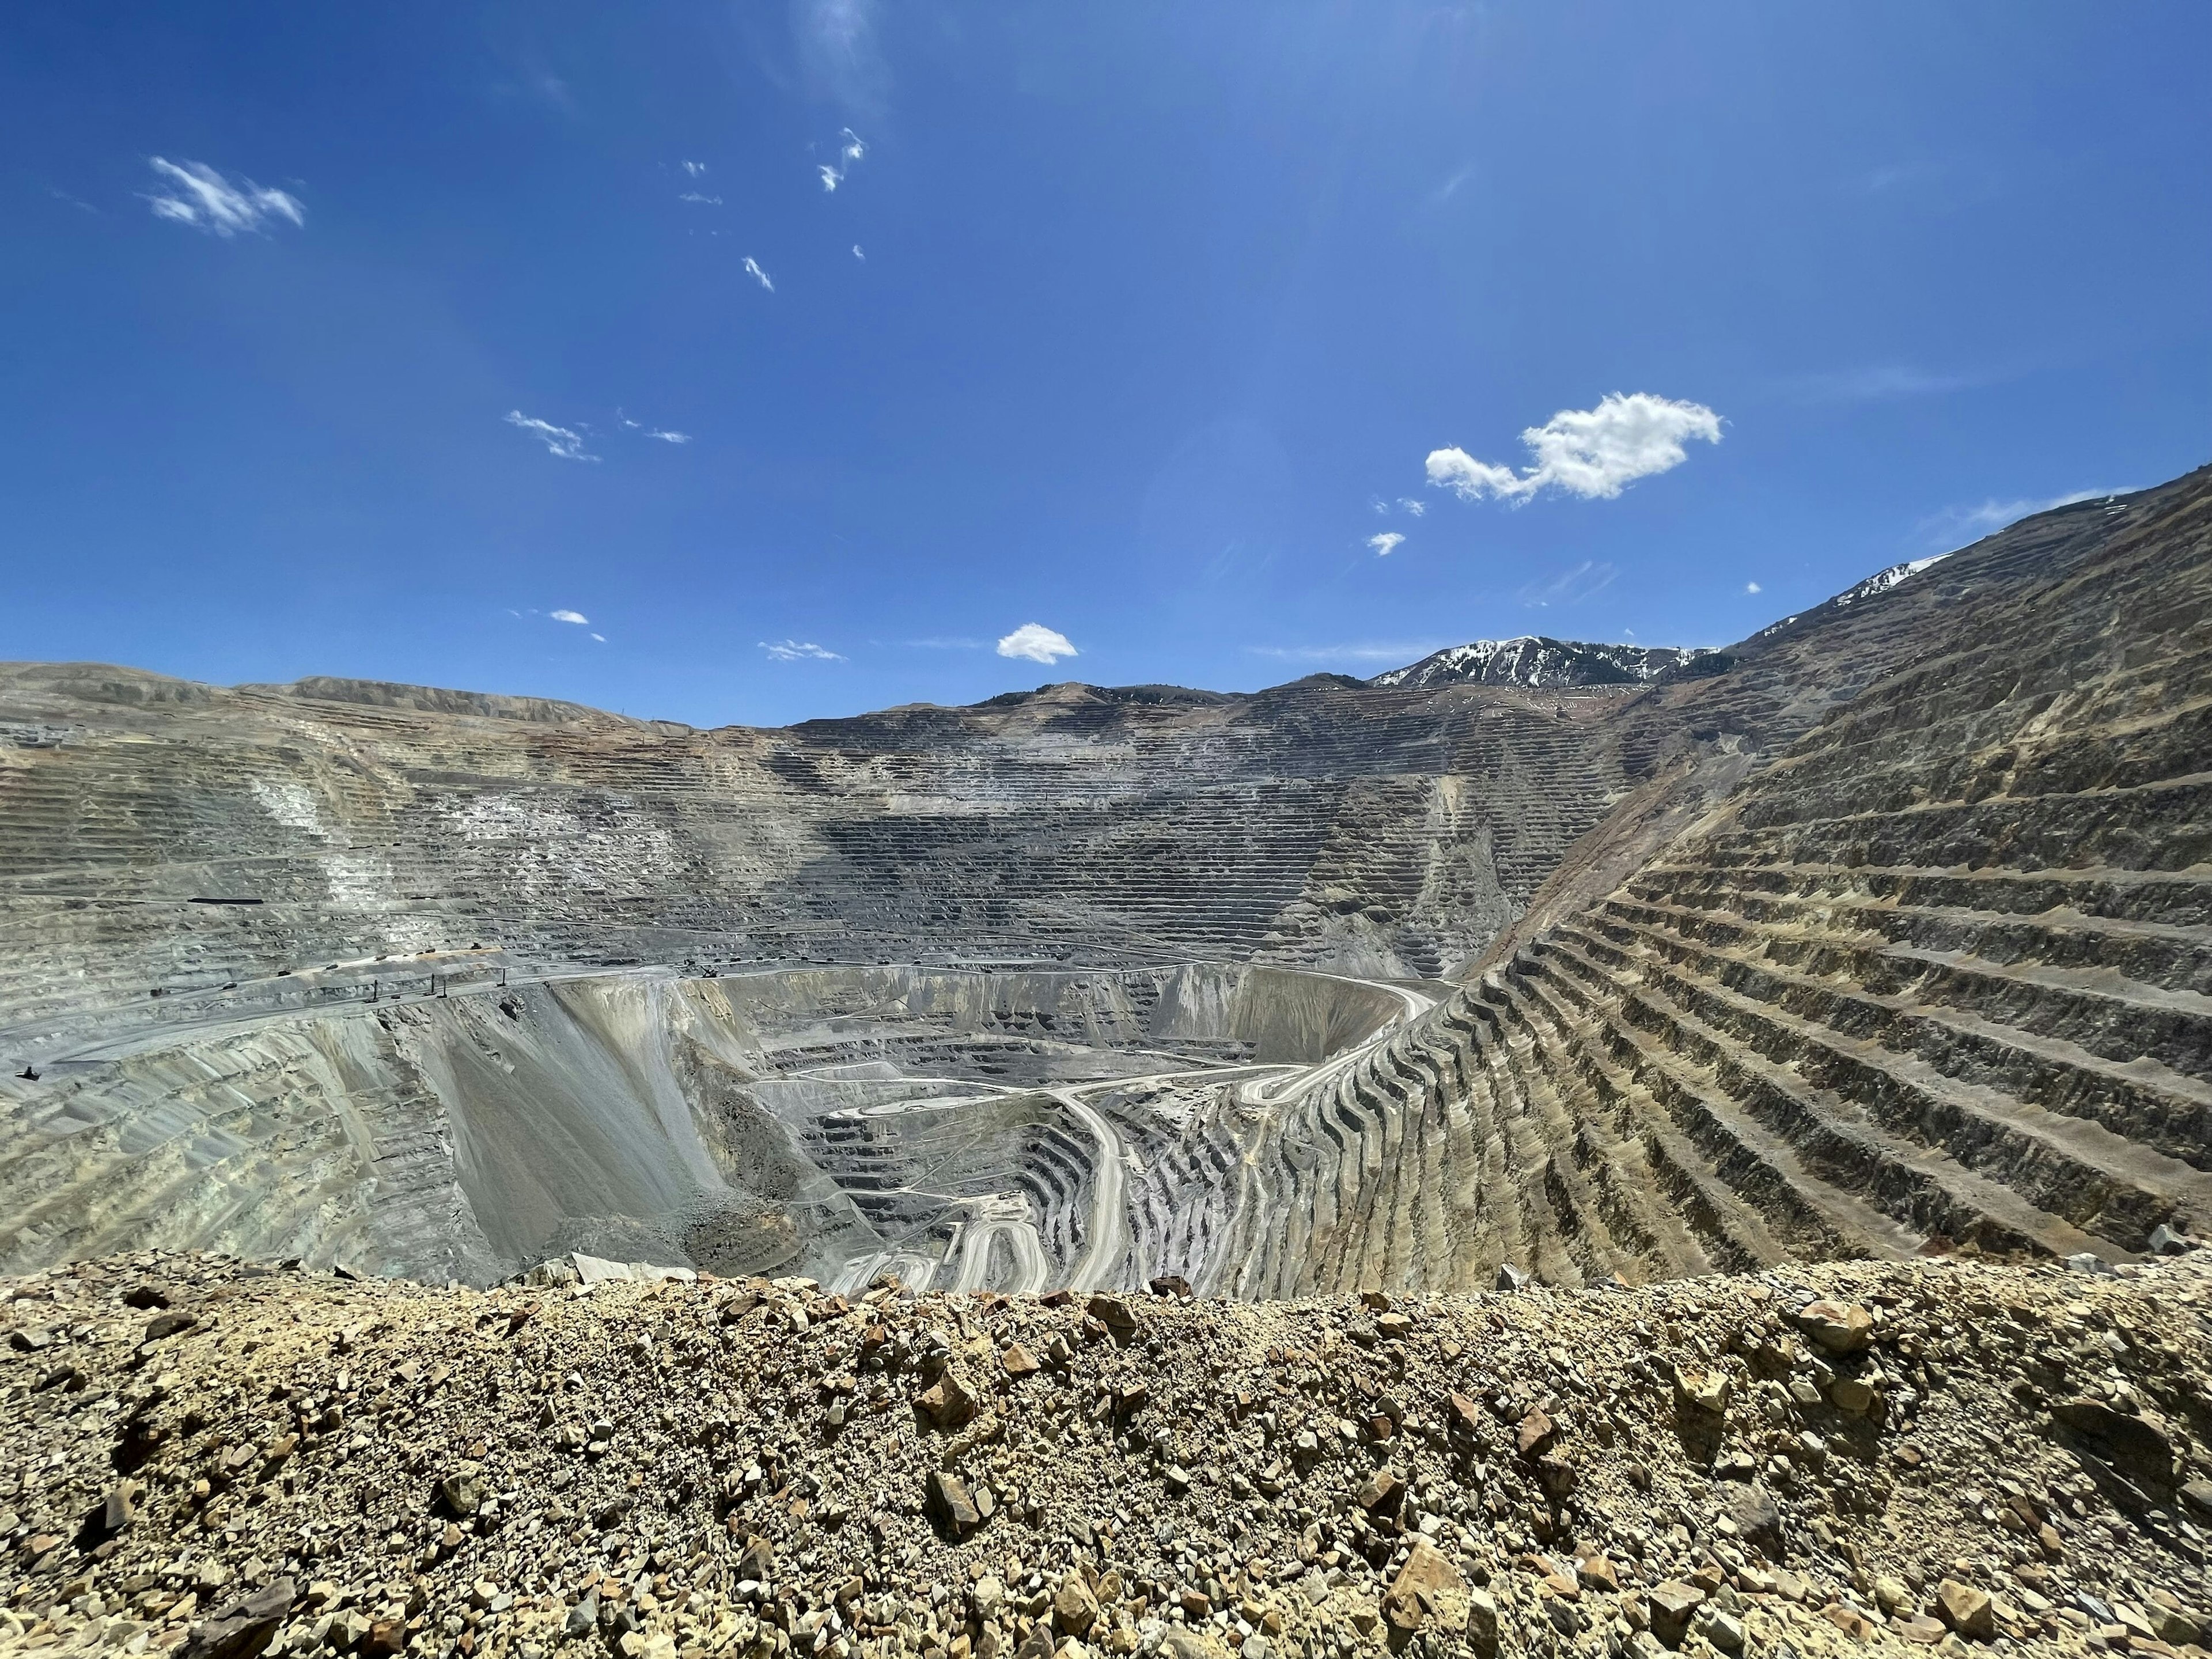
3;2;2208;727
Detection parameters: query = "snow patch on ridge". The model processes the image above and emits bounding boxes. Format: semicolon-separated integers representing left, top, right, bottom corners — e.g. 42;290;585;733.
1369;637;1719;691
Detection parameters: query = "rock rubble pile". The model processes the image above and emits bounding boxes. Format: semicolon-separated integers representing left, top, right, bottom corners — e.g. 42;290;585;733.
5;1249;2210;1659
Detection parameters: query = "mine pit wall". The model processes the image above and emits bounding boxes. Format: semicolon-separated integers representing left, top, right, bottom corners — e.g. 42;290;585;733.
1149;963;1402;1065
3;482;2190;1048
703;964;1157;1050
10;474;2204;1301
702;960;1400;1065
0;960;1400;1292
404;976;863;1287
1245;465;2212;1298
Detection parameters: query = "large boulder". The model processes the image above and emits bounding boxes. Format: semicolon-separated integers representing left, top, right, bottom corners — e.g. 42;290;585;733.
1382;1538;1470;1639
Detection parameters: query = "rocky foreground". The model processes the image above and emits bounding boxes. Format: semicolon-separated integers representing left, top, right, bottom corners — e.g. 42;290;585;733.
3;1253;2210;1659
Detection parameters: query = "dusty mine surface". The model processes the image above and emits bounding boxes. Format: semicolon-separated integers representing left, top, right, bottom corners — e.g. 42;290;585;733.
4;1251;2211;1659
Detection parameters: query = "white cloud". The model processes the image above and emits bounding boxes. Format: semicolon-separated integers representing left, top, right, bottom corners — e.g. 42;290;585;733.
743;256;774;292
143;157;304;237
590;633;605;642
1427;392;1721;505
550;609;589;625
996;623;1077;665
1922;488;2125;544
817;166;843;192
1369;498;1390;516
1368;532;1405;557
1745;581;1762;594
681;161;707;177
505;410;599;461
853;244;865;261
679;192;722;206
760;639;844;661
1397;498;1426;517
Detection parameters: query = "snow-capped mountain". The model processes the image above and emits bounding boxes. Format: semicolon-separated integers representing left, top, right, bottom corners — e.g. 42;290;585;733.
1749;553;1950;642
1368;636;1723;691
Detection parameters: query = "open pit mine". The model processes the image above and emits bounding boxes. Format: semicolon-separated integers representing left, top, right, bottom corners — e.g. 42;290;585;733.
1;467;2209;1659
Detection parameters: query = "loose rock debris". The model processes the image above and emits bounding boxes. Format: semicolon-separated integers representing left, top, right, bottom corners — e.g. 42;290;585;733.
4;1251;2211;1659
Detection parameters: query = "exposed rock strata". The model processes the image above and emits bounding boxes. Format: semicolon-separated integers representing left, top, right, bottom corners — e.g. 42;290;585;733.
1227;470;2212;1296
0;964;1397;1290
0;468;2206;1297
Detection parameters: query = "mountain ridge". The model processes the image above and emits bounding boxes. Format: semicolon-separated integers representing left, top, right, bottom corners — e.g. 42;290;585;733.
1367;635;1725;691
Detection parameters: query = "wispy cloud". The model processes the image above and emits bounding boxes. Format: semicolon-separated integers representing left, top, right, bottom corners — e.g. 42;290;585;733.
513;607;605;640
1918;488;2126;547
743;256;774;292
615;410;688;443
143;157;304;237
1247;642;1446;665
1368;532;1405;558
1427;393;1721;505
1745;581;1762;594
1858;162;1927;195
505;410;598;461
903;637;985;650
996;623;1077;665
853;244;865;262
679;192;723;206
681;161;707;177
1790;364;1976;403
1397;498;1425;517
1430;162;1477;204
760;639;844;662
1519;560;1618;607
529;72;574;113
817;128;867;192
795;0;888;116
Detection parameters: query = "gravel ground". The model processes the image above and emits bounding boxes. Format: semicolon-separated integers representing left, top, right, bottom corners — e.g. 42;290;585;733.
4;1248;2210;1659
